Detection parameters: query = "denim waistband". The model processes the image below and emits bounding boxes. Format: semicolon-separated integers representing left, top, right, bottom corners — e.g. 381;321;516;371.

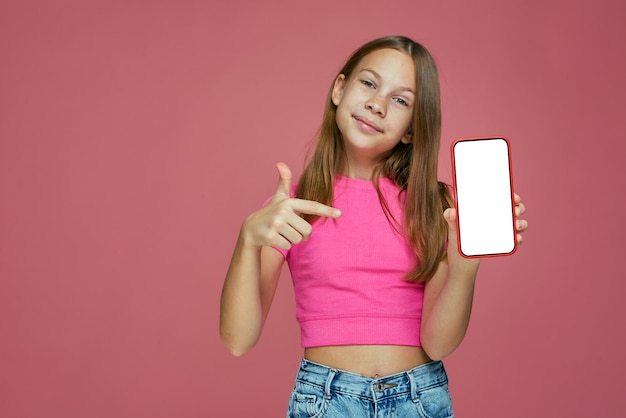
295;358;448;401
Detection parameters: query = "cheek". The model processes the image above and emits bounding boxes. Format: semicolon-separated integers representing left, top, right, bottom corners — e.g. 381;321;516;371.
392;114;413;144
334;106;349;135
394;112;413;133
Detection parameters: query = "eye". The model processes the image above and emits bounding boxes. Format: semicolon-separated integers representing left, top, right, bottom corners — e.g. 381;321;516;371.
360;79;375;88
393;97;409;107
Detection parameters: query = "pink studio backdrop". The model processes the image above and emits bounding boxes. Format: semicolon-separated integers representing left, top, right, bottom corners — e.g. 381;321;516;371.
1;1;625;417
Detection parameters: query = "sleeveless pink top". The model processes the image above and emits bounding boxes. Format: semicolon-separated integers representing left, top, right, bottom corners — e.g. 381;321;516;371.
273;176;424;348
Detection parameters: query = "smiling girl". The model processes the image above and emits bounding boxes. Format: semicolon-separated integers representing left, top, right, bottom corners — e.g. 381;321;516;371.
220;36;528;417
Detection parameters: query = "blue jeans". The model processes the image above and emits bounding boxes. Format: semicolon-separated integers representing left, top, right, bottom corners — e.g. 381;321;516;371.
287;358;454;418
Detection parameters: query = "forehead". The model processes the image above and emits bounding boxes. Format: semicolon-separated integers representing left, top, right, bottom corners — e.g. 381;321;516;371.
354;48;416;90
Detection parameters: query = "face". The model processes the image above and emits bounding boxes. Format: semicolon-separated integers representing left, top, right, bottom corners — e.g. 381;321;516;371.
332;48;415;178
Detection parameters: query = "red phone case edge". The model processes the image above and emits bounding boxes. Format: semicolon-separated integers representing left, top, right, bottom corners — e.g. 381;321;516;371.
450;135;518;259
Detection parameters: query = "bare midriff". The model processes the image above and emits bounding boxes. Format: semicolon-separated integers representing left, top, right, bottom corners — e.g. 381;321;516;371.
304;345;432;378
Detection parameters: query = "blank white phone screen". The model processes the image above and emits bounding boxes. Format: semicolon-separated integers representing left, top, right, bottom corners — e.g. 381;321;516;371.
453;138;516;257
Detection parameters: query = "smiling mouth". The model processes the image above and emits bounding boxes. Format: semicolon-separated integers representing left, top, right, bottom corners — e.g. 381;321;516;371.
353;115;383;133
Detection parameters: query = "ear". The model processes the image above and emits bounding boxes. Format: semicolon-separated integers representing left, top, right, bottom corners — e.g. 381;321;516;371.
401;129;413;144
331;74;346;106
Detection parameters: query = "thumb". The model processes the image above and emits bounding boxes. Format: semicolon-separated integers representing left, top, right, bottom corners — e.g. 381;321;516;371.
274;162;292;197
443;207;458;245
443;207;456;225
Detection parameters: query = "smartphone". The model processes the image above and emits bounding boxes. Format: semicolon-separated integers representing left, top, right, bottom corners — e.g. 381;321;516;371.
451;136;517;258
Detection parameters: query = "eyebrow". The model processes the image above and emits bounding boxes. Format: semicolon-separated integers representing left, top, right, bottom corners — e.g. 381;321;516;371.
360;68;415;95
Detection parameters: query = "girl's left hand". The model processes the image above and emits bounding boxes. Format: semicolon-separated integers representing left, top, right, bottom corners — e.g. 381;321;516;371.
443;193;528;267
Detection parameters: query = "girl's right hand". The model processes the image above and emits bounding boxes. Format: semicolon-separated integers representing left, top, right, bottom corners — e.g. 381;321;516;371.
240;163;342;251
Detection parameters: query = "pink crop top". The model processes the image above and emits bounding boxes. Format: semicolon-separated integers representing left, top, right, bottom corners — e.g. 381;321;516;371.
273;175;424;348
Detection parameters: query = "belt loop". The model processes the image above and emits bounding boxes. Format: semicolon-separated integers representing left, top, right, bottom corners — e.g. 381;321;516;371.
406;370;418;402
324;368;337;400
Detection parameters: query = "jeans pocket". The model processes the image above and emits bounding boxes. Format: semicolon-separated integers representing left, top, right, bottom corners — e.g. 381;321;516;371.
414;383;454;418
287;383;327;418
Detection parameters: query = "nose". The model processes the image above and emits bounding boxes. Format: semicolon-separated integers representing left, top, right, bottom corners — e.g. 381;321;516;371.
365;95;386;117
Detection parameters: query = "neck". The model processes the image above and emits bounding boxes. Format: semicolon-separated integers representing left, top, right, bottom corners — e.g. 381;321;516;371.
341;155;379;180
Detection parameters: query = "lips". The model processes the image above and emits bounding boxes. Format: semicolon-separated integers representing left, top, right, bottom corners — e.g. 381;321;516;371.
353;115;383;133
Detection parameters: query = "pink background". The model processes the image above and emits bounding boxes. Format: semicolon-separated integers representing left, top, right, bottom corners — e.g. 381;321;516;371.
1;1;625;416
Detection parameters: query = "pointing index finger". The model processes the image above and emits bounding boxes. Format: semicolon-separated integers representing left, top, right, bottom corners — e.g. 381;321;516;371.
291;198;341;218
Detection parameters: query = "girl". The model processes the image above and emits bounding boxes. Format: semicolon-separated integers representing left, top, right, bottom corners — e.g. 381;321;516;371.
220;36;528;417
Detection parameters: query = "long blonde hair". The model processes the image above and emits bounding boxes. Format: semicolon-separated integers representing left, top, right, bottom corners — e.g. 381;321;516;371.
296;36;452;282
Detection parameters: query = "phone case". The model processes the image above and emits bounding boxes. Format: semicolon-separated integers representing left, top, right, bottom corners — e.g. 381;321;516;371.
450;136;517;258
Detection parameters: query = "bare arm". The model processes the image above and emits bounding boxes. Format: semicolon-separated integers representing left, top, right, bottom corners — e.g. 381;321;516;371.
220;239;284;356
219;163;342;356
420;194;528;360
